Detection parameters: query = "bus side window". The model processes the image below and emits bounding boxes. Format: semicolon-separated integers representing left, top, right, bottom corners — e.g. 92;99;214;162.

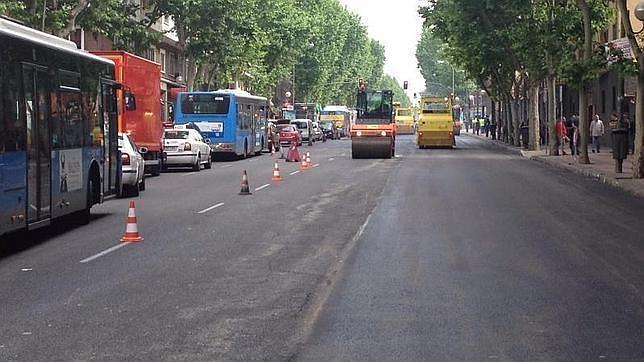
0;54;24;153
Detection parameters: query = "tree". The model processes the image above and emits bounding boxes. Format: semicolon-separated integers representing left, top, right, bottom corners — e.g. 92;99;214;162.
616;0;644;178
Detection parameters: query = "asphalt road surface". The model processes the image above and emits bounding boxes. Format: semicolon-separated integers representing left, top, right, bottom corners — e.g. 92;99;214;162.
1;135;644;361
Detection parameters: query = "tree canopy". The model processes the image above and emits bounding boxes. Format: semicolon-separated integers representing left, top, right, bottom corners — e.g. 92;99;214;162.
1;0;410;107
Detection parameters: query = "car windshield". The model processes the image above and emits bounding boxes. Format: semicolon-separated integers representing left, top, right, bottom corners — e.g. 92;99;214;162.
277;125;296;132
320;122;334;129
164;130;190;139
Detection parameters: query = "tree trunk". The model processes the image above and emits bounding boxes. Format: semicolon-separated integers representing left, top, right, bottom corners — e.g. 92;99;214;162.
529;84;540;151
547;74;557;155
511;99;520;146
634;57;644;178
55;0;90;38
575;0;592;164
578;87;590;163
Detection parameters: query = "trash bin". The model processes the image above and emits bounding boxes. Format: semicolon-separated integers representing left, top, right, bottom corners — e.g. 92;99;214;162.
520;126;529;149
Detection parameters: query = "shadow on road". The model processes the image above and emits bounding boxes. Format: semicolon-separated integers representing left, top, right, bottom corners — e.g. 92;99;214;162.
0;213;111;259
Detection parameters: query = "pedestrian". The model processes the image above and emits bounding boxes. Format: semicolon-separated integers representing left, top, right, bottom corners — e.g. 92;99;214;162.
571;122;579;160
555;117;567;156
474;117;480;135
566;115;579;156
589;114;604;153
490;119;497;140
484;118;490;137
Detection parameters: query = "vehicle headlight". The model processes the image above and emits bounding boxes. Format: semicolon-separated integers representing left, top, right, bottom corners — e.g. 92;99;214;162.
356;131;362;137
381;131;387;136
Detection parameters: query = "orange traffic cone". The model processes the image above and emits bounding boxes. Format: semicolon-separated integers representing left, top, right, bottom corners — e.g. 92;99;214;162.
305;151;312;165
120;200;144;242
239;170;252;195
300;157;309;171
272;161;282;181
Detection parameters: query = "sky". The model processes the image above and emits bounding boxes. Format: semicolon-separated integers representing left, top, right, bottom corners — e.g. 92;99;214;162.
338;0;426;99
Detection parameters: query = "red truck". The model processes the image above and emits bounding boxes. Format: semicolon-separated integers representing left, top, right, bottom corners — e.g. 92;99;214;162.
91;50;164;175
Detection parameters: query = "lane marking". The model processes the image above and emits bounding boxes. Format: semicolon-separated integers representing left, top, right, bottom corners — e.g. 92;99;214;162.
220;165;232;168
197;202;225;214
312;163;320;168
21;268;32;272
255;183;270;191
340;153;346;157
80;242;131;264
328;157;335;161
289;170;300;175
183;172;198;176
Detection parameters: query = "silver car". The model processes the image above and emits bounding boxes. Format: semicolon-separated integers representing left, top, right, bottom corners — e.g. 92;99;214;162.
163;128;212;171
118;133;145;197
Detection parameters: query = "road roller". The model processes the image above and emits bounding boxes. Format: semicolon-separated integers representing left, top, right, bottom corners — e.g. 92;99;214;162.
351;86;396;159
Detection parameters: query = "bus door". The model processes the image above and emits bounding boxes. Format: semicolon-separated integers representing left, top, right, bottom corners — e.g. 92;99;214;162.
101;81;119;197
22;65;51;226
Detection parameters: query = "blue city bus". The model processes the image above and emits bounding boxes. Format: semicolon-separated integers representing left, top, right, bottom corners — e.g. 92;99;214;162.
0;18;120;237
174;89;267;158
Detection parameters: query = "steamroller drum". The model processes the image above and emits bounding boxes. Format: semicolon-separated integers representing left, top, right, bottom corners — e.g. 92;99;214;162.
351;138;392;159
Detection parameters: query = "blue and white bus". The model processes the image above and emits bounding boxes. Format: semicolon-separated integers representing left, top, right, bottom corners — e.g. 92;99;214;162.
0;18;120;237
173;89;267;158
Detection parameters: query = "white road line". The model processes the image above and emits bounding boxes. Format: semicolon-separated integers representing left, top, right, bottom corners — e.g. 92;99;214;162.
80;242;132;264
328;157;335;161
183;172;198;176
197;202;225;214
289;170;300;175
220;164;232;168
255;183;270;191
312;163;320;168
340;153;346;157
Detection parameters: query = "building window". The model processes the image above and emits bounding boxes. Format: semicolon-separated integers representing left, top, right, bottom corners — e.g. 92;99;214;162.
159;49;166;73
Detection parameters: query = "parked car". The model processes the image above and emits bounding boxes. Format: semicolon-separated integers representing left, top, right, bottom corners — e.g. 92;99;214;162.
290;119;312;141
277;124;302;146
163;128;212;171
118;133;145;197
311;121;324;142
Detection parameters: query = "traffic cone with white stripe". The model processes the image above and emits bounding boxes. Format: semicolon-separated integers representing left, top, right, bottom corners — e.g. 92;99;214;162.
305;151;312;166
120;200;144;242
239;170;252;195
300;157;309;171
272;160;282;181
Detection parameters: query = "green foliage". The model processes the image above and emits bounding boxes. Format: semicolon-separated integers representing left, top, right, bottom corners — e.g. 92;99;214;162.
1;0;396;106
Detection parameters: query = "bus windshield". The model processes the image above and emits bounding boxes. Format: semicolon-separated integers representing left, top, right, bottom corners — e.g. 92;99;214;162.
181;94;230;114
397;109;412;117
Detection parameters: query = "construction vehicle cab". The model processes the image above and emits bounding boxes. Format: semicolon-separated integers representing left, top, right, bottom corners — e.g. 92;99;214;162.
417;95;454;148
351;89;395;158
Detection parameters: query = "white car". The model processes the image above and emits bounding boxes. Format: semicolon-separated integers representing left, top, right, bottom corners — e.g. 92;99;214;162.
290;119;311;141
118;133;145;197
163;128;212;171
311;121;324;142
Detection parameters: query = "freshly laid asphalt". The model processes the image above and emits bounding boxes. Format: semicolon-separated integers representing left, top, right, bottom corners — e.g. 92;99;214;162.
1;135;644;361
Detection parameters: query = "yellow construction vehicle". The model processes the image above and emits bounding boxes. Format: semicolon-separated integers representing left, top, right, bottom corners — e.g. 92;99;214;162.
351;84;396;158
417;95;454;148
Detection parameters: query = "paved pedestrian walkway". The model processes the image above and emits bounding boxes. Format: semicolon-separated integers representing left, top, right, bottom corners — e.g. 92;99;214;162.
462;130;644;198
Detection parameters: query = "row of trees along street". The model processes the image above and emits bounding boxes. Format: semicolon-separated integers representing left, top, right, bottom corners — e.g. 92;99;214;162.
0;0;411;108
419;0;644;179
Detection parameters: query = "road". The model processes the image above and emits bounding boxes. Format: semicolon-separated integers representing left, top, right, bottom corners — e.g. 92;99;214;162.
1;135;644;361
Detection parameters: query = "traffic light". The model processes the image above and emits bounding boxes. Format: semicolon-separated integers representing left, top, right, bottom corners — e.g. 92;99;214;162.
403;80;408;90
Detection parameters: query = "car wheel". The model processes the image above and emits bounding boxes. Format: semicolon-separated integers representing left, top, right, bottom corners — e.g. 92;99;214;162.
192;154;201;171
139;174;146;191
204;154;212;169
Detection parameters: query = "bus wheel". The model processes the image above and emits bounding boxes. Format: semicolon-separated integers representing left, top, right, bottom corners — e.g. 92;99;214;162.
78;174;94;225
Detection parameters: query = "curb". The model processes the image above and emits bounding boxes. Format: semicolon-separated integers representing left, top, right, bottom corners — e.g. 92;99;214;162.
463;133;644;198
528;156;644;198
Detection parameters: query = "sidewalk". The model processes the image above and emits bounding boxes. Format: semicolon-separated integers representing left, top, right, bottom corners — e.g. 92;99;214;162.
463;130;644;198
